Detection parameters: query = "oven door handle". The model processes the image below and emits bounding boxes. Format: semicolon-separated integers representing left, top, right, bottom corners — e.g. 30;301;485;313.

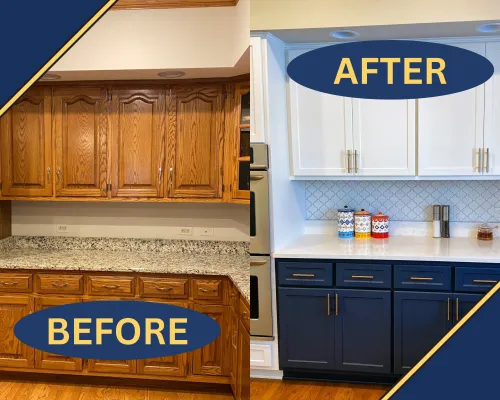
250;260;267;266
250;175;265;181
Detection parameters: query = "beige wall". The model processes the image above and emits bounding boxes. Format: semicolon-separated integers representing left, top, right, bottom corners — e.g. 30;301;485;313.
12;202;249;242
251;0;500;31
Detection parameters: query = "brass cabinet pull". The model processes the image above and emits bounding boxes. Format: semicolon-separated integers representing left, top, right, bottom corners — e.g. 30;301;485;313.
346;150;352;173
169;167;173;183
51;282;69;288
327;294;331;316
473;279;497;284
292;273;315;277
155;286;173;292
199;288;217;293
56;168;61;184
335;293;339;316
456;298;459;322
484;148;490;173
477;148;483;173
47;167;52;183
448;297;450;321
102;284;120;289
410;277;433;281
354;150;359;173
158;167;163;181
250;260;267;266
352;275;374;279
0;281;18;286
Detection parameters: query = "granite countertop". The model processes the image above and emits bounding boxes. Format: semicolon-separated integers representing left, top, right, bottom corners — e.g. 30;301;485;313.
274;234;500;263
0;237;249;301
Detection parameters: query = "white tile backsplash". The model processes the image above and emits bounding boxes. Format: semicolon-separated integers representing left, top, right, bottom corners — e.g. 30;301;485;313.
305;180;500;222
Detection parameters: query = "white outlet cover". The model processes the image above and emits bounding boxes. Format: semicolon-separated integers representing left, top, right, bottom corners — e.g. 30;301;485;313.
56;225;69;233
179;227;193;235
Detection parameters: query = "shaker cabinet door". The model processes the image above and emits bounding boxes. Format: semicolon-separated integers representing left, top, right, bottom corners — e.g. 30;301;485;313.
484;42;500;176
1;87;53;197
54;87;108;197
110;88;166;198
167;85;225;199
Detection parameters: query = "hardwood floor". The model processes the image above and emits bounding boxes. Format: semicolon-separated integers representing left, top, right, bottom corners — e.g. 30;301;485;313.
250;378;389;400
0;379;234;400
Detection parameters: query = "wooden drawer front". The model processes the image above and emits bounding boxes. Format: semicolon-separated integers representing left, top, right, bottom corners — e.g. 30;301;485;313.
139;277;188;298
336;263;391;289
36;274;84;295
87;276;135;297
455;267;500;293
192;279;223;302
277;262;333;287
0;273;32;293
240;297;250;332
394;265;451;291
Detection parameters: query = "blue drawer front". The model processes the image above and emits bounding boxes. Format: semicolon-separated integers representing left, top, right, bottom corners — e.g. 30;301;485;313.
394;265;451;291
455;267;500;293
277;262;334;287
336;263;391;289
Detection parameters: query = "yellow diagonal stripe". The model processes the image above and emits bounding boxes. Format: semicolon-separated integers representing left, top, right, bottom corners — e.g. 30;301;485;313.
0;0;118;118
381;280;500;399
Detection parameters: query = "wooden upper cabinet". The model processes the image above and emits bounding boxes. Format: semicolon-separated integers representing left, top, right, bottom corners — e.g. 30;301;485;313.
54;88;109;197
111;88;166;198
0;87;52;196
167;85;225;199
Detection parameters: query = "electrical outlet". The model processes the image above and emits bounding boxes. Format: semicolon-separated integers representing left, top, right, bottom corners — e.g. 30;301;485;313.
178;227;193;236
200;228;214;236
56;225;69;233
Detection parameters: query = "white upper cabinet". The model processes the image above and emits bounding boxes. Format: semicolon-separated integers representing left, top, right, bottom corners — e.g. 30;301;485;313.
352;99;416;176
418;42;486;177
484;42;500;176
250;35;267;143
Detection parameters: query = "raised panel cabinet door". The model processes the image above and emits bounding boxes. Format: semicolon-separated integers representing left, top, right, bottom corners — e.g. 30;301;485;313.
137;300;189;377
230;308;239;394
288;48;352;177
35;296;83;371
278;287;335;370
167;85;225;199
111;88;166;198
192;304;230;376
454;293;483;325
484;42;500;176
394;291;452;375
0;295;34;368
54;87;108;197
334;289;391;374
352;99;416;176
236;321;250;400
1;87;52;196
418;42;486;177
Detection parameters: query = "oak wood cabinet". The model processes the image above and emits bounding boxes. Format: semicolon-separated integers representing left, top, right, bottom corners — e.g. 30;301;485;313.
111;88;166;198
236;320;250;400
0;88;53;196
0;295;34;369
0;270;246;394
35;296;83;371
0;81;249;204
167;85;225;199
53;87;109;197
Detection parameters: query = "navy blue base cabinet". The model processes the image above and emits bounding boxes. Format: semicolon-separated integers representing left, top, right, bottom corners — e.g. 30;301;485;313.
277;259;490;383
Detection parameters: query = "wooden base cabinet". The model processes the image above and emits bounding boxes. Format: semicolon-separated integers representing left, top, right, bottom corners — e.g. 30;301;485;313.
235;320;250;400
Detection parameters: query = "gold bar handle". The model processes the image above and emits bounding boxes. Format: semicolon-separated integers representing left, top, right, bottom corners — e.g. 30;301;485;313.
335;293;339;316
354;150;359;173
485;148;490;173
47;167;51;184
327;294;331;316
346;150;352;173
456;298;459;322
292;273;315;277
410;277;433;281
352;275;374;279
448;297;450;321
478;148;483;173
473;279;497;284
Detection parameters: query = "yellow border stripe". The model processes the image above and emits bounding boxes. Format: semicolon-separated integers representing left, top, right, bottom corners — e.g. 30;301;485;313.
0;0;118;118
381;280;500;399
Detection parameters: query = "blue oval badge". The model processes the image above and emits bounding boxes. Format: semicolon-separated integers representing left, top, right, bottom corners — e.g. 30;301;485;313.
287;40;494;99
14;301;220;360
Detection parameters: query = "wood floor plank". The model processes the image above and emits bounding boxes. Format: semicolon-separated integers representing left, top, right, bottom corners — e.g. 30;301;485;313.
250;379;389;400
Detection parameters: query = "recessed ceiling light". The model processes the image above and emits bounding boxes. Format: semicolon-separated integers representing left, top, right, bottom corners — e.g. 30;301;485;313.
476;23;500;33
157;70;186;78
39;73;61;81
330;30;360;40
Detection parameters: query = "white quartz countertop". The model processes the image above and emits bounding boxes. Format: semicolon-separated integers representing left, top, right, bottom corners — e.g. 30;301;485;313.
273;234;500;263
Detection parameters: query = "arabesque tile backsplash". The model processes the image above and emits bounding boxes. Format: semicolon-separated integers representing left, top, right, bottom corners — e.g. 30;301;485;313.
306;181;500;222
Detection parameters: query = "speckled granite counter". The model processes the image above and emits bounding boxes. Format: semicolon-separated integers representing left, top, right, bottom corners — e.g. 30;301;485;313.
0;237;250;301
